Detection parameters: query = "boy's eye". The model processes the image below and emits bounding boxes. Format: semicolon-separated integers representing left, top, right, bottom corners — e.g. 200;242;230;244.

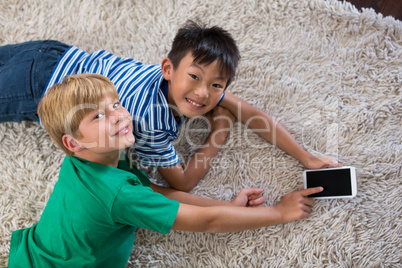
213;83;223;89
113;102;120;109
94;113;104;120
189;74;199;80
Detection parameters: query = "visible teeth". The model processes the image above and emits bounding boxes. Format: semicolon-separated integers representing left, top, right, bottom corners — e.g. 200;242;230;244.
187;98;202;107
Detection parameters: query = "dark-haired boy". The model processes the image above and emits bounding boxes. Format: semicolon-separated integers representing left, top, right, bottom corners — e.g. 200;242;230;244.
0;21;340;192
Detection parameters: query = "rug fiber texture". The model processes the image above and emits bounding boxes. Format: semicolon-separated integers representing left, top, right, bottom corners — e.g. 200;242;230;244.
0;0;401;267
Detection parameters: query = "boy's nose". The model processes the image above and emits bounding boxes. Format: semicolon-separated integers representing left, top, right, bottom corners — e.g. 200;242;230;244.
110;111;125;124
194;85;209;99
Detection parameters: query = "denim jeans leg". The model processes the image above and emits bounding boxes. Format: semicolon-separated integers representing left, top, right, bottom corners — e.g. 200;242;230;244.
0;40;69;122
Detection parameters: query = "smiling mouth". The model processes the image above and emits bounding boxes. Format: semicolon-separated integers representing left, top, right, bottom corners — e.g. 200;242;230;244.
114;125;130;136
186;98;205;108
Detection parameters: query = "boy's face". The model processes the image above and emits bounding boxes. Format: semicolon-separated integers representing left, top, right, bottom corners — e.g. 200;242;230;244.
162;52;228;118
75;95;135;154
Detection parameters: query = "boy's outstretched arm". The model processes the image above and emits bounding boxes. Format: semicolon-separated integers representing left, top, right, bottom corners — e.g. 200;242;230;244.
171;187;323;233
158;106;236;192
150;183;265;207
219;92;341;169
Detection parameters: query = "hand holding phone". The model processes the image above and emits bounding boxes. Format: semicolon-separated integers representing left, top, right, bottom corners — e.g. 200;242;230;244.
275;187;323;223
303;166;357;199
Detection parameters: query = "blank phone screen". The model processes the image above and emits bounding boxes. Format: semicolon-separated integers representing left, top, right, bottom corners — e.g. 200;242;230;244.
306;168;352;197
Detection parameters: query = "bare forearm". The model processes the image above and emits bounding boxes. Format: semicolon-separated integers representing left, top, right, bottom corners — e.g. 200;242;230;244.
159;130;229;192
150;183;231;207
173;204;283;233
247;111;313;165
172;188;321;233
221;93;313;165
206;206;283;233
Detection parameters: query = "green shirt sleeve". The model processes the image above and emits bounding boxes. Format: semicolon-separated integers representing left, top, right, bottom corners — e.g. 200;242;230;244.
117;153;151;186
111;179;179;234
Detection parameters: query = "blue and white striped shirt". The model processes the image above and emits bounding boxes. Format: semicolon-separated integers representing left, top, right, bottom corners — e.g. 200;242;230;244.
44;46;180;167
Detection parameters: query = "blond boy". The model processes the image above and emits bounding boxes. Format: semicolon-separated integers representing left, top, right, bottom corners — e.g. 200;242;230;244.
8;74;322;267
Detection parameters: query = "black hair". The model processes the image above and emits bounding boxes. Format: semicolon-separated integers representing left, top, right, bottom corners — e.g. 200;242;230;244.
167;20;241;88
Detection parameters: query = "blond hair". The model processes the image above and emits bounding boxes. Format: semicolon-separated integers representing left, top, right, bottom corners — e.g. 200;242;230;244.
38;73;119;156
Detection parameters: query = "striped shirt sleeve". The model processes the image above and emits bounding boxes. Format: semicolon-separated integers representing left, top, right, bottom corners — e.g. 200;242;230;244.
44;46;181;167
133;129;180;167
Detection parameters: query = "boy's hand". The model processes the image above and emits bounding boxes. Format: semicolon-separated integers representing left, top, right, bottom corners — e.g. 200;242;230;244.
275;187;323;223
303;155;342;169
231;188;265;207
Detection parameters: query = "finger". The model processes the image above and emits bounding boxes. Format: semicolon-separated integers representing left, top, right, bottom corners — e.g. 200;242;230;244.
302;204;312;214
248;196;265;207
300;210;310;219
320;157;343;168
248;192;263;200
243;188;264;197
300;187;323;196
333;162;343;167
327;160;342;168
303;197;315;207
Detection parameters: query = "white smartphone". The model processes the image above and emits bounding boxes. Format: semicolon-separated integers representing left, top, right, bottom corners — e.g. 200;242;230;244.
303;166;357;199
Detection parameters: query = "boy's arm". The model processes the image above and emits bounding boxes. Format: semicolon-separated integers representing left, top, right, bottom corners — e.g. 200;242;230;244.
219;92;341;169
171;187;323;233
158;106;235;192
150;183;265;207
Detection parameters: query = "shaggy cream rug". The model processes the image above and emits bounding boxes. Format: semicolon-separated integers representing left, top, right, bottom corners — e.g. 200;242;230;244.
1;0;401;267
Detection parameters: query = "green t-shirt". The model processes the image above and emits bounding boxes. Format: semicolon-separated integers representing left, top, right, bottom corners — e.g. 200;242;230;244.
8;154;179;268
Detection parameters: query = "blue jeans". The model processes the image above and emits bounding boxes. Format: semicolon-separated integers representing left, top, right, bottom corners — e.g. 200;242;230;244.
0;40;69;122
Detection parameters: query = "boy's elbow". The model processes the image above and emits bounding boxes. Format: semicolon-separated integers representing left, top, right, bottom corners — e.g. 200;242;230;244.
177;183;195;193
203;223;223;234
170;178;197;192
171;184;193;193
175;205;224;233
196;210;223;233
158;166;198;192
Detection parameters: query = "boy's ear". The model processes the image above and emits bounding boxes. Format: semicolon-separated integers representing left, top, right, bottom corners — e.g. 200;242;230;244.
62;134;84;153
161;57;173;80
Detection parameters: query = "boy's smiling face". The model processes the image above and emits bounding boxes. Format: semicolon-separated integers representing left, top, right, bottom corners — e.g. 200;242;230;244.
162;52;228;118
74;95;135;155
